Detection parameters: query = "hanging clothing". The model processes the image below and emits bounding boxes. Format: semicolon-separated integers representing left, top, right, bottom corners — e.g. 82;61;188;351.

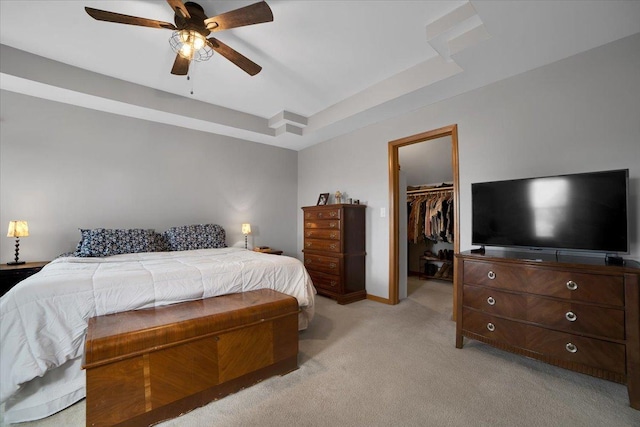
407;189;454;243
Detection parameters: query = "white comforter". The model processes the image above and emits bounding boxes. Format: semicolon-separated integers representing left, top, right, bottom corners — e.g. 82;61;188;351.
0;248;315;422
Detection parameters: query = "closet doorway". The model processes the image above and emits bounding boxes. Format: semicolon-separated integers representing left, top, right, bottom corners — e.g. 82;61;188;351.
388;125;460;319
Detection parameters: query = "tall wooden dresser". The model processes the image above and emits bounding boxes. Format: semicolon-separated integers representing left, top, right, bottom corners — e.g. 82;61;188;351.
302;204;366;304
456;250;640;409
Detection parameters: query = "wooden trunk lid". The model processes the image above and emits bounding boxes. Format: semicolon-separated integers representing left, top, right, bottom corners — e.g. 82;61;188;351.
83;289;299;368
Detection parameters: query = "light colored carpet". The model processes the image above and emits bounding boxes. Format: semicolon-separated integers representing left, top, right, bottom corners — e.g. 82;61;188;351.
6;278;640;426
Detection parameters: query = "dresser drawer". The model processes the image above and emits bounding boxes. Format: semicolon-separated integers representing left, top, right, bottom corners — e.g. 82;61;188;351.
463;261;624;306
526;296;624;340
463;307;626;374
527;327;626;374
304;239;340;253
304;209;341;220
464;284;625;340
304;219;341;230
462;308;528;348
304;253;340;275
308;270;343;292
304;228;340;240
463;284;527;319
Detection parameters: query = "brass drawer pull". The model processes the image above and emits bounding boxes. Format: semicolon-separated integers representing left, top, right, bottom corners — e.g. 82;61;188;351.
330;211;337;217
306;242;312;247
565;311;577;322
329;244;336;250
329;263;337;269
306;232;312;237
330;281;337;287
487;271;496;280
487;296;496;306
566;280;578;291
318;212;324;218
330;223;336;228
305;259;312;264
487;322;495;332
330;233;337;239
565;342;577;353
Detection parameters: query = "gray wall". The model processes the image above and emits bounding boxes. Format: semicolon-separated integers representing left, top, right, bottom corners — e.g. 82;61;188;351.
399;136;453;187
0;92;299;261
298;33;640;300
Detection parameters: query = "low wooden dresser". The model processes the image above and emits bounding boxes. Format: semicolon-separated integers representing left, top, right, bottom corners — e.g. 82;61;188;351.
83;289;300;427
302;204;366;304
456;250;640;409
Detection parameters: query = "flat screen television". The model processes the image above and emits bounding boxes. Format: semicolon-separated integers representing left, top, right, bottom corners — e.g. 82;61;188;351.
471;169;629;253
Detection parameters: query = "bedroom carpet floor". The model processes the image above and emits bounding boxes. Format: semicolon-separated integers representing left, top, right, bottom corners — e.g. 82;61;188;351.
5;277;640;426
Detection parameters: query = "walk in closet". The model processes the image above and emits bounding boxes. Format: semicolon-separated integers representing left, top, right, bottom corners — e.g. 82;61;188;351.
407;185;454;281
398;135;455;295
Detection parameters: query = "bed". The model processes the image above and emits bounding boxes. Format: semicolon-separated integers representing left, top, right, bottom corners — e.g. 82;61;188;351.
0;245;315;423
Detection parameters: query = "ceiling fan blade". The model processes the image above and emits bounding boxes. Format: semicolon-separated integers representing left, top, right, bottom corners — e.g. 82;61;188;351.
166;0;190;19
204;1;273;32
171;54;190;75
207;38;262;76
85;7;176;30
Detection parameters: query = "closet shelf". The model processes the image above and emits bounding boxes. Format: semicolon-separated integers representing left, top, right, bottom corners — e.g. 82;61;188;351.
420;256;454;282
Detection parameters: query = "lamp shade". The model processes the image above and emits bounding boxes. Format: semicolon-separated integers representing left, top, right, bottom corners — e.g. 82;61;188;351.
241;223;251;235
7;221;29;238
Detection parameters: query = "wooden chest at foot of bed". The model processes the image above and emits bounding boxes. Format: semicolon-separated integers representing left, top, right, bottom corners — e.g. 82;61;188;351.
82;289;300;427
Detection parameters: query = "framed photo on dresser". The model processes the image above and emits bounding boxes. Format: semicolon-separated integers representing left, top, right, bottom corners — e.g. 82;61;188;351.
317;193;329;205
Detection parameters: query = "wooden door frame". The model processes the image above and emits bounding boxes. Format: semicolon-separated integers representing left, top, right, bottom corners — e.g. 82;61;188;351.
388;124;460;318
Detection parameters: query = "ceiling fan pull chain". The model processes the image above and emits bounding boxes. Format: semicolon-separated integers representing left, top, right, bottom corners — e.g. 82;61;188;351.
188;66;195;95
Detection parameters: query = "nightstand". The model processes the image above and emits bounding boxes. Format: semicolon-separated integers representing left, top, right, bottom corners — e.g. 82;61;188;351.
0;261;49;296
254;248;283;255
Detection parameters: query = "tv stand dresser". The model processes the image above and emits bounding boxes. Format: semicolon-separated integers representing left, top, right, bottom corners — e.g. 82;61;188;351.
456;250;640;409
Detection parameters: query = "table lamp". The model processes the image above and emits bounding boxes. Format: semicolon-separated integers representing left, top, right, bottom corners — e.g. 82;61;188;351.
7;220;29;265
242;223;251;249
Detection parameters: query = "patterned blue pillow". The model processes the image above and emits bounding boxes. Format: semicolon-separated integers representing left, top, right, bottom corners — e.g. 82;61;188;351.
151;232;169;252
74;228;155;257
163;224;227;251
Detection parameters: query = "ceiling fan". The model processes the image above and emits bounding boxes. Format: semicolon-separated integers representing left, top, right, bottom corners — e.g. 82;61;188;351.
85;0;273;76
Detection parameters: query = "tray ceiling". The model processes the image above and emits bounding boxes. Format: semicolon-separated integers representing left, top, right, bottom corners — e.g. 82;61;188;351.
1;1;639;150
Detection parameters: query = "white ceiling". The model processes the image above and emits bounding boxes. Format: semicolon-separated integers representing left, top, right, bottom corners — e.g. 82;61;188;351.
1;1;639;151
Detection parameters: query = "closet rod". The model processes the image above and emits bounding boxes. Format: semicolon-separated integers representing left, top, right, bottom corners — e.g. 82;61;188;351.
406;186;453;195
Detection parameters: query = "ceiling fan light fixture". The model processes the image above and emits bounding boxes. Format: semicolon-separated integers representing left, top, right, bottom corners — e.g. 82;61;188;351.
169;30;213;62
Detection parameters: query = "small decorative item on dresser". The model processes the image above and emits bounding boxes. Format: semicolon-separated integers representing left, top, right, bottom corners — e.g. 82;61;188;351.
317;193;329;206
6;220;29;265
334;191;342;204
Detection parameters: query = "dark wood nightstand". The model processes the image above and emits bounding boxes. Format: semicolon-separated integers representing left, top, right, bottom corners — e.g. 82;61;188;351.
253;248;283;255
0;261;49;296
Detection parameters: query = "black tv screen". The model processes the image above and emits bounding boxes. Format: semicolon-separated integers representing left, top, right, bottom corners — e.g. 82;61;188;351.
472;169;629;253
